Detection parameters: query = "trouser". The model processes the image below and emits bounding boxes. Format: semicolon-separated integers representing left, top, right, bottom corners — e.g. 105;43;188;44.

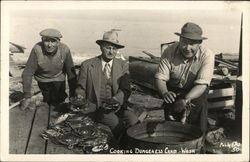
163;87;208;133
38;81;67;106
94;108;139;139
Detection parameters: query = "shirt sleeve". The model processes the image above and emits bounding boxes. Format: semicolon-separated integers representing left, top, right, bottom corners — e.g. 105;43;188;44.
64;49;77;97
194;48;215;85
154;49;171;81
21;48;38;98
64;49;76;80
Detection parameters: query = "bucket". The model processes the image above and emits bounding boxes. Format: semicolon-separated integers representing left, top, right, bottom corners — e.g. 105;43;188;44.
126;121;203;154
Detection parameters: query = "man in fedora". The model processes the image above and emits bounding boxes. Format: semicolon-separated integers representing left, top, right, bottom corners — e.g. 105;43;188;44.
21;28;76;109
155;22;214;133
75;30;138;139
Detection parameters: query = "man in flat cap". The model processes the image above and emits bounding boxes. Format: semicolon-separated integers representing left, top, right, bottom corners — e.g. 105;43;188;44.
21;28;76;109
155;22;214;133
75;30;138;140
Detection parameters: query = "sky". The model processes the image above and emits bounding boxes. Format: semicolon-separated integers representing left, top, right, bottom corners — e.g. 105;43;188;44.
7;2;242;58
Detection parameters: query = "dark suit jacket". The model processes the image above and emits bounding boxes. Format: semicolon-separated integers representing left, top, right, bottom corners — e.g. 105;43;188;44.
76;56;131;108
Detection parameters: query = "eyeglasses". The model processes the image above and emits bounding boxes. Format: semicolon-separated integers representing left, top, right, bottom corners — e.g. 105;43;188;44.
102;45;118;52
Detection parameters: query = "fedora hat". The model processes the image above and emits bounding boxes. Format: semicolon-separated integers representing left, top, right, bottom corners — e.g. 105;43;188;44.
96;30;124;49
175;22;207;40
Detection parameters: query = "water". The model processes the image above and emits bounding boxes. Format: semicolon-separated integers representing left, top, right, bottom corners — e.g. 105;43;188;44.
9;9;241;60
140;136;192;143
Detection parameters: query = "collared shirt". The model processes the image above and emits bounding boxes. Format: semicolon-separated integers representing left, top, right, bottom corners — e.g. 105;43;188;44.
155;42;214;89
101;57;113;71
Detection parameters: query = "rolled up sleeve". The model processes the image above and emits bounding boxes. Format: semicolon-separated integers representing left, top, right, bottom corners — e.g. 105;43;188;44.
155;54;171;81
194;49;215;85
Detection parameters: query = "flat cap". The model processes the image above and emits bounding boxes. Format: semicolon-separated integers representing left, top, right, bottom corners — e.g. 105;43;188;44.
40;28;62;39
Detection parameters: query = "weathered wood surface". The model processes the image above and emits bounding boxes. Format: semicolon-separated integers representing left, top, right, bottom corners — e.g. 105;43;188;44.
208;87;235;99
207;100;235;109
25;104;49;154
9;107;35;154
46;107;76;154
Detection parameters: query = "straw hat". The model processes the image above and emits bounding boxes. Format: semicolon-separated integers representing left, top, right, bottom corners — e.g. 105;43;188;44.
96;30;124;48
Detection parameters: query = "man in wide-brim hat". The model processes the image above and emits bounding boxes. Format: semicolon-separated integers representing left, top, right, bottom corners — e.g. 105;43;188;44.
155;22;215;134
75;30;138;140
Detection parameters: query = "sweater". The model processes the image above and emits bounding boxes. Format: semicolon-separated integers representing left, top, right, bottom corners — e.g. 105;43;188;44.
22;42;76;98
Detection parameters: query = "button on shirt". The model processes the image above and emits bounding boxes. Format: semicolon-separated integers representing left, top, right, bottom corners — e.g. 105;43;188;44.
155;42;214;89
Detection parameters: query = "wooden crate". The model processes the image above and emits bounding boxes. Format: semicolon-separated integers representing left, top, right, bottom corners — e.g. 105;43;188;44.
207;83;235;109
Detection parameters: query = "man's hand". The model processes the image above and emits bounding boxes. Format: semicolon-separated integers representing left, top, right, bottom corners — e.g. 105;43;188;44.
163;91;177;103
20;98;31;110
102;98;121;113
172;99;187;113
76;94;84;99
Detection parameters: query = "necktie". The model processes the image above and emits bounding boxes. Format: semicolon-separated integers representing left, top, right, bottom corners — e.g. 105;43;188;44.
104;63;111;79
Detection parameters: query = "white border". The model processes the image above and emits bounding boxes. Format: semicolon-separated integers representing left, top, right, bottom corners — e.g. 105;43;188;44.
1;1;250;162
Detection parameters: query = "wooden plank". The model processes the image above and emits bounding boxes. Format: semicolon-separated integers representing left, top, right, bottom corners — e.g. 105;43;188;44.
208;87;235;99
208;100;234;109
9;107;35;154
26;103;49;154
46;108;76;154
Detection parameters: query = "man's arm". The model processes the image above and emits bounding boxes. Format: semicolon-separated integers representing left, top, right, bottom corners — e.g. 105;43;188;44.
155;49;177;103
155;78;168;97
75;62;87;98
184;84;207;103
113;61;131;105
64;49;77;97
155;78;177;103
185;48;215;103
21;48;38;98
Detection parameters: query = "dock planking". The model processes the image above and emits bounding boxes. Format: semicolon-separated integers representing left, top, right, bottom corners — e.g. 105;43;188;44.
25;103;49;154
46;107;76;154
9;107;35;154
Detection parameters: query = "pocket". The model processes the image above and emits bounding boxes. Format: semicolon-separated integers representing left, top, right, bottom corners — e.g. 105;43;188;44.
170;67;181;80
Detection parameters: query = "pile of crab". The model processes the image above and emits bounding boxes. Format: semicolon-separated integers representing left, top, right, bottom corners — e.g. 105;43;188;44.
41;97;110;153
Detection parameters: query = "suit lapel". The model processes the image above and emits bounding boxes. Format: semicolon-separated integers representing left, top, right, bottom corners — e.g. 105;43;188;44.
90;56;101;104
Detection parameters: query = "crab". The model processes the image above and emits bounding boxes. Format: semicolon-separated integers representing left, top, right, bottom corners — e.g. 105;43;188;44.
101;100;120;113
73;125;98;137
41;128;62;140
78;136;109;152
69;97;96;114
55;132;82;149
50;113;74;127
206;127;226;146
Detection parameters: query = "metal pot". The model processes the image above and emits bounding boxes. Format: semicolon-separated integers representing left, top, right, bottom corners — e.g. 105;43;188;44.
126;121;203;154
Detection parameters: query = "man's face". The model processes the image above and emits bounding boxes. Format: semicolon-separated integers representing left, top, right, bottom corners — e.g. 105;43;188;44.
179;37;201;59
100;42;118;62
42;37;59;54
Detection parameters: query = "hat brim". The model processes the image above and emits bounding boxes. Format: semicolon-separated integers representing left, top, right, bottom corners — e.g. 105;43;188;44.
96;40;125;49
174;32;207;40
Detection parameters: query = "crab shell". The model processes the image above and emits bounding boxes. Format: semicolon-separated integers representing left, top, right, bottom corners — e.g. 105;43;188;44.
73;125;97;137
91;144;109;152
51;113;71;126
43;129;62;137
79;136;108;147
56;133;81;149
